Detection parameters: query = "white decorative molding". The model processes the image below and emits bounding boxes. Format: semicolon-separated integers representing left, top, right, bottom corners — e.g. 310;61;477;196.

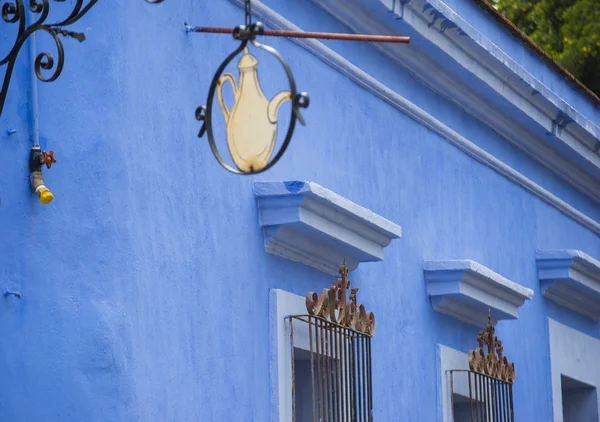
424;260;534;326
438;345;469;422
254;181;402;274
549;318;600;421
313;0;600;203
269;289;307;422
537;250;600;320
230;0;600;236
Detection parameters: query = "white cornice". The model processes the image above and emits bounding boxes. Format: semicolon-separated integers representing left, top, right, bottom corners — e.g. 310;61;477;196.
312;0;600;204
537;250;600;320
254;181;402;274
424;260;534;326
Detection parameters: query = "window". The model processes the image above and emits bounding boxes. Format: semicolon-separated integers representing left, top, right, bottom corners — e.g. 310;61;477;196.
451;389;478;422
289;315;373;421
451;394;470;422
288;261;375;422
448;313;515;422
549;319;600;422
448;369;514;422
561;375;598;422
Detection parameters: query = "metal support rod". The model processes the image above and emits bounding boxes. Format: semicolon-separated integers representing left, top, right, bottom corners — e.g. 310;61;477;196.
189;26;411;43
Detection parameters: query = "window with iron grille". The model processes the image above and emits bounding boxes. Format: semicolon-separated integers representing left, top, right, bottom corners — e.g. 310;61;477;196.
289;261;375;422
449;314;515;422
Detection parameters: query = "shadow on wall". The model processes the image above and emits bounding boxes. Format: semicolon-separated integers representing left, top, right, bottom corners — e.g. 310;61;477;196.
561;375;599;422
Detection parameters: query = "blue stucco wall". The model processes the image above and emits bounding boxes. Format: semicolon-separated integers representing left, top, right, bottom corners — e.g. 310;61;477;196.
1;1;599;421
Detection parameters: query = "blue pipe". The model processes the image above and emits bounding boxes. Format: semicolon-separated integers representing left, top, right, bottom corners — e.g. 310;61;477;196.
27;13;53;204
28;9;40;149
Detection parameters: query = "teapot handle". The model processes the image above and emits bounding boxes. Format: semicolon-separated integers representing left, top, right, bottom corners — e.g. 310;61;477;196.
217;73;238;122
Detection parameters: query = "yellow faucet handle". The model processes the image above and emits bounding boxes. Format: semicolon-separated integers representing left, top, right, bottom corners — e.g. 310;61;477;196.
38;188;54;205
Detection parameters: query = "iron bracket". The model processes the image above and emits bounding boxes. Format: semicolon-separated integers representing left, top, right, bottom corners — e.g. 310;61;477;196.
0;0;164;117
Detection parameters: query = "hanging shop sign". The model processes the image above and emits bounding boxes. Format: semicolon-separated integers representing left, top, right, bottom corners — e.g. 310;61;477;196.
194;24;309;174
192;0;410;174
0;0;163;117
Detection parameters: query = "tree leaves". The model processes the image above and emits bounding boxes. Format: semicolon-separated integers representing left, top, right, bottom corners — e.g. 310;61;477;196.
496;0;600;96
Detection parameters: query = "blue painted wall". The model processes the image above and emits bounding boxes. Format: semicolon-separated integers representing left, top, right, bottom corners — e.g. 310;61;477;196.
0;1;598;421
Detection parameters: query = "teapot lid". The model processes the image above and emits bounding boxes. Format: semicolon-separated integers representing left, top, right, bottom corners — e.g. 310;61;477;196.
238;48;258;70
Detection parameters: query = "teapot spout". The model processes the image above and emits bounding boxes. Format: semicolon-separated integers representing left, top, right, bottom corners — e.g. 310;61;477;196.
268;91;292;124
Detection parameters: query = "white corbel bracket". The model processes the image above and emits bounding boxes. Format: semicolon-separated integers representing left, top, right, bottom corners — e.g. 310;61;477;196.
424;260;534;327
537;249;600;320
254;181;402;275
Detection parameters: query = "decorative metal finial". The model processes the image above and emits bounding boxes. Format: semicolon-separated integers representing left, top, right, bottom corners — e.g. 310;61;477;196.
468;312;515;383
305;258;375;335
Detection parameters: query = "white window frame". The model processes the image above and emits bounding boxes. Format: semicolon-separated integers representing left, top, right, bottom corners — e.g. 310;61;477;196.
438;344;470;422
270;289;311;422
549;318;600;421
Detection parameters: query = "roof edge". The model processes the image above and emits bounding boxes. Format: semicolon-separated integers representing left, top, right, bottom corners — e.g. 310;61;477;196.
472;0;600;107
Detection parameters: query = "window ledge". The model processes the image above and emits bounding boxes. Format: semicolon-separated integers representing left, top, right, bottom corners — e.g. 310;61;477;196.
254;181;402;275
424;260;534;327
537;250;600;320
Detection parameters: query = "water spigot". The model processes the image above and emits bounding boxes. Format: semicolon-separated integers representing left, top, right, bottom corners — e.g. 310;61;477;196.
29;146;54;205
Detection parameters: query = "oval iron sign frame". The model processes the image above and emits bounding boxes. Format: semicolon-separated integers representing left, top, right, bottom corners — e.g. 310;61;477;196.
196;23;309;175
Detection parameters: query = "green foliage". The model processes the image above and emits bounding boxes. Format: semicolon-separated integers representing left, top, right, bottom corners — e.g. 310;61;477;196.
496;0;600;96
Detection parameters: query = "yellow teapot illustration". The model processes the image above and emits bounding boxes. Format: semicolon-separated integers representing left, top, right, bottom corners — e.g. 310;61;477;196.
217;47;291;172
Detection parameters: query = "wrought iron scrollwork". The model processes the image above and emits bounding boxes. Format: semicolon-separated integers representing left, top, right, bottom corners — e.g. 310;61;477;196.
0;0;163;117
468;312;516;383
0;0;97;116
305;259;375;335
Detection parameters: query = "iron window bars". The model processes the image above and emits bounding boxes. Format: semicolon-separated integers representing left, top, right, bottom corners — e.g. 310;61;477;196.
0;0;163;117
289;260;375;422
449;313;516;422
289;315;373;422
448;370;514;422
